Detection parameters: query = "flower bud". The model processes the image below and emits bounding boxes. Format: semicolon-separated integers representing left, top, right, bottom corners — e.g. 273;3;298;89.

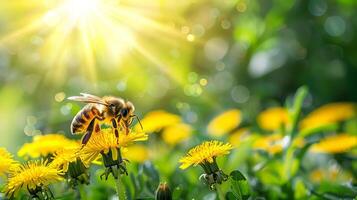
155;182;172;200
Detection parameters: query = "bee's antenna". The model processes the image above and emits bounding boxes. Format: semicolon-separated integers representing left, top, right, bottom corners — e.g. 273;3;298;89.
132;115;143;130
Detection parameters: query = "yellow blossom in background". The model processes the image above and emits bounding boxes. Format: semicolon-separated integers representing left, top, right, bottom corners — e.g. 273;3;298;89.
293;137;305;147
309;167;352;183
253;134;284;154
4;160;63;198
122;145;149;163
80;128;148;164
18;134;78;158
0;148;18;176
310;134;357;154
300;103;356;131
257;107;289;131
162;123;192;145
309;169;324;182
253;134;304;154
179;140;232;169
228;128;250;146
207;109;241;136
135;110;181;133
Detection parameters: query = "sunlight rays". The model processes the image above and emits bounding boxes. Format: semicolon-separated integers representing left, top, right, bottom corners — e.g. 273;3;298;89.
132;43;185;85
0;0;185;86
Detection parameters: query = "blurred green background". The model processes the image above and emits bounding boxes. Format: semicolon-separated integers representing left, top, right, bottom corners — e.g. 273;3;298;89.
0;0;356;154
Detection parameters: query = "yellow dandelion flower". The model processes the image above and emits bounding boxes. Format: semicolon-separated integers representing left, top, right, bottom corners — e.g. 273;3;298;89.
207;109;241;136
50;145;81;172
162;123;192;145
253;134;284;154
18;134;78;158
50;145;90;186
135;110;181;133
310;133;357;154
257;107;289;131
4;160;63;198
228;128;250;146
81;128;148;164
300;103;356;131
0;148;18;176
80;128;147;180
179;140;232;169
122;145;149;163
180;141;232;189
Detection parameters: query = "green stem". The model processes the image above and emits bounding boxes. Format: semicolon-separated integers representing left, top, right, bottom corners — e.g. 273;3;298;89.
75;187;80;200
78;185;87;200
115;175;126;200
215;183;225;200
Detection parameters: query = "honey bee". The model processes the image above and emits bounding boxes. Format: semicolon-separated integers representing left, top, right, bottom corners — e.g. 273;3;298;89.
68;93;142;145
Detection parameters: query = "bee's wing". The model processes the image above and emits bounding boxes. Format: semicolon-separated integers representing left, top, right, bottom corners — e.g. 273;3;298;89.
68;93;107;105
80;93;102;100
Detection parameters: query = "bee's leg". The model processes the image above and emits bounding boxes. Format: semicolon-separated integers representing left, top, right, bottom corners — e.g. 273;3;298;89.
81;118;96;147
111;117;120;144
125;120;130;135
130;115;143;131
94;123;100;133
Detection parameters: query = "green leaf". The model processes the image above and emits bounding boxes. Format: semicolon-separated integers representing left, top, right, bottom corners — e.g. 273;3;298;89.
286;86;308;137
142;162;160;192
294;179;308;199
300;123;339;137
226;191;238;200
282;148;299;183
344;118;357;134
315;181;357;198
172;186;183;200
229;170;251;200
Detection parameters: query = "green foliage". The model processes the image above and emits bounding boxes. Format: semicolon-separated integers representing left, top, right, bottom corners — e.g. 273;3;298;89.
228;170;251;200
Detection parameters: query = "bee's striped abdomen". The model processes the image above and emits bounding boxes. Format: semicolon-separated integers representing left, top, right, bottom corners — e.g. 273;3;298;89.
71;104;101;134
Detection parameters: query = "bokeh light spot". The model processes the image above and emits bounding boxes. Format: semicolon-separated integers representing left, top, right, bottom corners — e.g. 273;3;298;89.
216;62;226;71
308;0;327;16
236;1;247;12
186;34;195;42
199;78;208;86
213;71;234;91
27;116;37;125
116;81;127;92
324;16;346;37
54;92;66;102
188;72;198;83
204;38;229;61
181;26;190;34
249;49;286;77
221;20;231;30
231;85;250;103
60;103;72;115
184;83;203;97
185;111;198;123
192;24;205;37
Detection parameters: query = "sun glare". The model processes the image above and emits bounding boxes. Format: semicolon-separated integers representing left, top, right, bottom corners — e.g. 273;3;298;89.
0;0;184;86
63;0;100;23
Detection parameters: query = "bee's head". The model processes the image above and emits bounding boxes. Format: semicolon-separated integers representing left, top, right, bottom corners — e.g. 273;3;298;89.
121;101;135;120
106;98;125;116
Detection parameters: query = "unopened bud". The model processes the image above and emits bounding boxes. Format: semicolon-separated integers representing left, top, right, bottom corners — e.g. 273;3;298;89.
155;182;172;200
